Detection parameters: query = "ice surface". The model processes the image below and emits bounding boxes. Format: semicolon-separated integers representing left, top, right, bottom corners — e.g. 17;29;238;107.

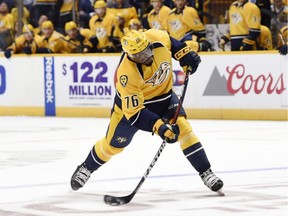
0;116;287;216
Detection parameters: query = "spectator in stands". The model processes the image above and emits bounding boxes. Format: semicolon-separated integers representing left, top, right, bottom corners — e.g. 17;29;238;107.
32;0;60;31
24;0;34;13
63;21;93;53
11;5;30;25
107;0;138;27
218;0;261;51
36;20;66;53
0;1;14;51
4;24;42;58
255;0;271;28
270;0;288;49
78;0;94;28
147;0;171;31
277;25;288;55
59;0;79;34
89;0;117;53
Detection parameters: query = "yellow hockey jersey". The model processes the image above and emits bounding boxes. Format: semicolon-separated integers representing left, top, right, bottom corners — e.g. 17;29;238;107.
115;29;172;121
63;32;92;53
147;5;171;31
257;25;272;50
167;5;205;40
60;0;78;15
7;34;42;53
107;6;138;27
0;13;14;31
228;0;261;38
38;31;66;53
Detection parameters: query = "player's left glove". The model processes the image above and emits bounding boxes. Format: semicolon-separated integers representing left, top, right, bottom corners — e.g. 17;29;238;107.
175;44;201;75
278;44;288;55
153;119;180;143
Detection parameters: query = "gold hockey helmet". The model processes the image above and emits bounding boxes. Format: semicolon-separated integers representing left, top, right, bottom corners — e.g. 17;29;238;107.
121;30;149;55
65;21;77;32
94;0;106;9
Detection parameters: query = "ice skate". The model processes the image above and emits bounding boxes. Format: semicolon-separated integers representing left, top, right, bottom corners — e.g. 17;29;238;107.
70;163;92;191
200;168;224;196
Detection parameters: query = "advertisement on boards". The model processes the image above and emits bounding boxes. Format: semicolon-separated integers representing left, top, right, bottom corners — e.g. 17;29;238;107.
54;55;117;109
182;53;287;109
0;57;44;107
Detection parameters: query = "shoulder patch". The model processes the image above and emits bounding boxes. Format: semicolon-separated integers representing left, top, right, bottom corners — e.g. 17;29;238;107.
119;75;128;87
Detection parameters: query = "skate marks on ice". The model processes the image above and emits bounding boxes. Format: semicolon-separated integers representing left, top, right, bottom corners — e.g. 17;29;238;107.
0;179;287;216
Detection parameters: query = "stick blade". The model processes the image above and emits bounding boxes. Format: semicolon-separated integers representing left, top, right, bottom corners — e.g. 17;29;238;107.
104;194;132;206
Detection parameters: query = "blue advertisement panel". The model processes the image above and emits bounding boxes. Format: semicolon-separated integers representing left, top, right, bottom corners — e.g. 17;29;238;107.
44;57;56;116
0;65;5;95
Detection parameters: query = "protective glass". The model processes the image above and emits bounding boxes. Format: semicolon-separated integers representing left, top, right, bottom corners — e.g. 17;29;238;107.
128;44;154;63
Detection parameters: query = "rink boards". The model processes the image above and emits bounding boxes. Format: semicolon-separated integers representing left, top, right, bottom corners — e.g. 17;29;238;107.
0;51;287;120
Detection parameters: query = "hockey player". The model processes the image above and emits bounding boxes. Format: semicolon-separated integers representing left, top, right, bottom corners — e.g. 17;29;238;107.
89;0;117;52
63;21;93;53
70;29;224;194
106;0;138;27
36;20;66;53
4;24;42;58
147;0;171;31
219;0;261;51
166;0;212;51
167;0;206;42
219;25;273;50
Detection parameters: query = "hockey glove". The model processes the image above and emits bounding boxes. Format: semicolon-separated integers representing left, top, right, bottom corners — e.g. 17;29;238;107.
153;119;180;143
240;38;255;51
175;45;201;75
4;49;12;59
218;35;229;50
278;44;288;55
199;38;212;51
22;46;32;54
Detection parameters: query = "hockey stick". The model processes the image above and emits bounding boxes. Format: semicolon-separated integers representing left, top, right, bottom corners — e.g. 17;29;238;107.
104;67;192;206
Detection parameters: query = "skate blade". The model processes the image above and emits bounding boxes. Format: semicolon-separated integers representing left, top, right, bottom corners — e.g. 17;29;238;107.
217;189;225;196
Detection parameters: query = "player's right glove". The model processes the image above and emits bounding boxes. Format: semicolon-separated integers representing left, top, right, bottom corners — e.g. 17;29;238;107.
4;49;12;59
153;119;180;143
175;44;201;75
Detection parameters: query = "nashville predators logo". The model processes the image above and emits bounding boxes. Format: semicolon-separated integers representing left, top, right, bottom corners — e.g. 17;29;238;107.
116;136;127;143
231;13;242;24
145;62;171;86
119;75;128;87
170;20;182;31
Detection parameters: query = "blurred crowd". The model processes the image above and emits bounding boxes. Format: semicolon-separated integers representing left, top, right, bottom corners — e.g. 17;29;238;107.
0;0;287;58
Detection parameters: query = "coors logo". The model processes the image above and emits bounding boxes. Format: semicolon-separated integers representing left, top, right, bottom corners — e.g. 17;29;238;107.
204;64;286;96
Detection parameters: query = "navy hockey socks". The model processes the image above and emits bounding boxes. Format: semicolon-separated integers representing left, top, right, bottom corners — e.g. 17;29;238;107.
83;147;105;172
183;142;211;173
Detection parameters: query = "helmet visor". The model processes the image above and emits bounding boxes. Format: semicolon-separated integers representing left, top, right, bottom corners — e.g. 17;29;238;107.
128;44;154;64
